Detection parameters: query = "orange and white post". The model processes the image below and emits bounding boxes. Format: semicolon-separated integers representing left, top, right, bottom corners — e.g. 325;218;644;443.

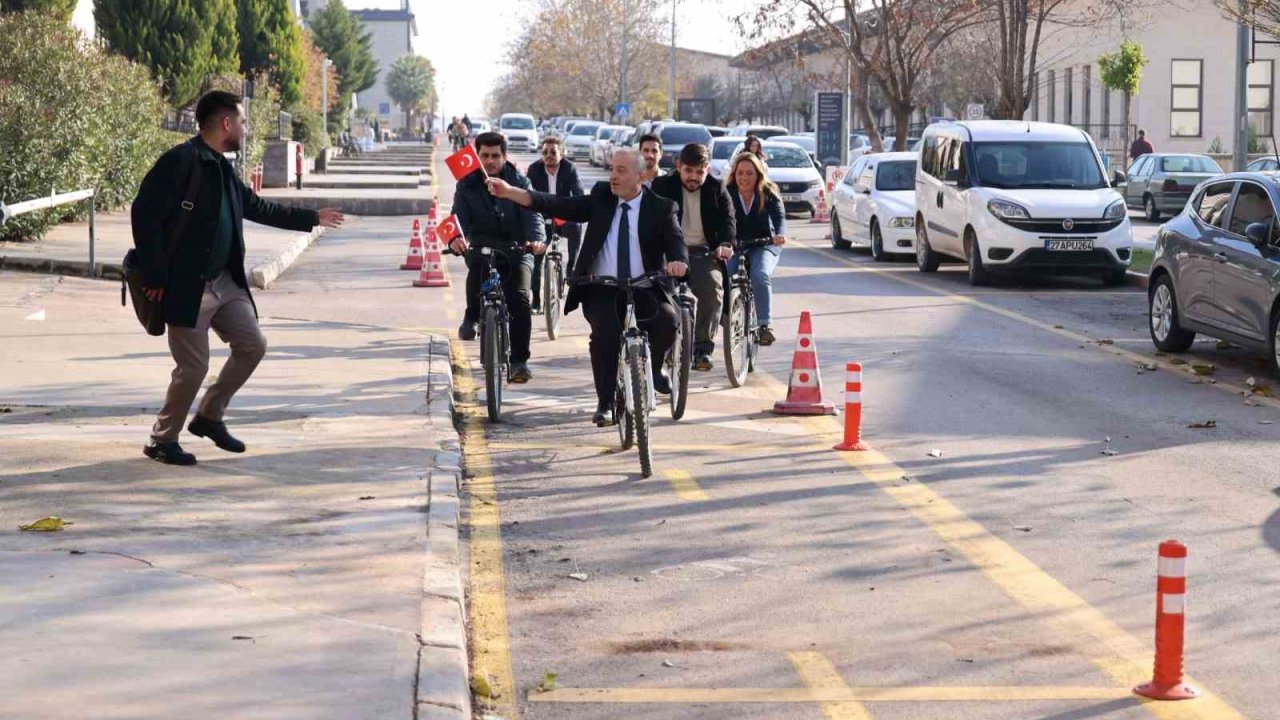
1134;539;1198;701
833;362;869;451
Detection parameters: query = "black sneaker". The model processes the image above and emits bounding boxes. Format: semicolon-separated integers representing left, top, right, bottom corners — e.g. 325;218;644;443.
653;370;671;395
693;353;714;372
758;326;776;346
188;415;246;453
143;439;197;466
510;363;532;383
458;321;477;341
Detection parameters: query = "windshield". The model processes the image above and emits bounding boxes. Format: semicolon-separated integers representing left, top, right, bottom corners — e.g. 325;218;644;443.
1160;155;1221;173
661;125;712;145
595;127;615;140
502;117;534;130
712;141;737;160
763;146;812;168
753;128;789;139
780;137;815;151
570;123;601;136
876;161;916;191
971;141;1107;190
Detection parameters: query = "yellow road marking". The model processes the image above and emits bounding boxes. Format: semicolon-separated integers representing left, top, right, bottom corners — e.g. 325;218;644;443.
662;469;709;501
451;340;518;718
802;242;1280;412
748;368;1246;720
487;440;802;453
788;651;873;719
529;685;1136;703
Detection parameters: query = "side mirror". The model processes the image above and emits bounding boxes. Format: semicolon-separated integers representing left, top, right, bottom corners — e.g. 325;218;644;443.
1245;221;1271;246
944;168;967;187
859;186;872;195
1113;170;1127;186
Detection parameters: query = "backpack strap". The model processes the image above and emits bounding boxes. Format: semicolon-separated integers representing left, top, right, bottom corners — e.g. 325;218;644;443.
164;142;206;261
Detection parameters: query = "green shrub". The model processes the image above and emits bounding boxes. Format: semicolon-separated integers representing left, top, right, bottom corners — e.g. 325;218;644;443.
0;12;168;241
290;108;329;155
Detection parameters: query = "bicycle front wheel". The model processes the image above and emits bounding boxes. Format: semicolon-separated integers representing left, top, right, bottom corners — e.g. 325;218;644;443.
543;258;563;340
630;344;653;478
670;306;693;420
746;292;759;374
616;356;634;450
483;307;503;422
723;287;749;388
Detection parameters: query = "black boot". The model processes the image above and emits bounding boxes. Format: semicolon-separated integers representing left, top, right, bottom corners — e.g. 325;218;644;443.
188;415;246;453
143;439;197;466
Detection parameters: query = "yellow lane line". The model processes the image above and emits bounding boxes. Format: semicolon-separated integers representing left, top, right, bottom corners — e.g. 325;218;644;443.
750;367;1245;720
451;340;518;718
801;242;1280;412
662;469;710;501
788;651;874;719
486;440;803;453
529;685;1136;703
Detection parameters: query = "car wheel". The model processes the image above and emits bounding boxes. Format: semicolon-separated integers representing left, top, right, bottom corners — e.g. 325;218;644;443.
1148;274;1195;353
870;220;885;261
1144;195;1161;222
965;231;989;286
1270;305;1280;378
831;212;852;249
916;220;940;273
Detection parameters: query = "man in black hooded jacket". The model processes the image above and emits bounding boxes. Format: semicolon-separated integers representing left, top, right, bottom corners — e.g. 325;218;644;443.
448;132;545;382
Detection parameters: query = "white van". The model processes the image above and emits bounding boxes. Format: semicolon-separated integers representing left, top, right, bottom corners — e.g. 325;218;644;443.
914;121;1132;286
498;113;538;153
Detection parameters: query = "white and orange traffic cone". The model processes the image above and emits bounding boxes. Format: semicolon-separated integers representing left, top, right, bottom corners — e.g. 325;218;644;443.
1134;540;1198;701
773;311;836;416
812;189;830;224
833;363;869;451
414;228;450;288
400;218;425;271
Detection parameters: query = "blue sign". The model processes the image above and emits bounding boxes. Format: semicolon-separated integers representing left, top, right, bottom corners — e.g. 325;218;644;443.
815;91;845;169
379;102;391;115
616;102;632;118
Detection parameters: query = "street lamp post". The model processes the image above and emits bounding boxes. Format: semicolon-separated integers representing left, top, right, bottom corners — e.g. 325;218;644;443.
668;0;677;119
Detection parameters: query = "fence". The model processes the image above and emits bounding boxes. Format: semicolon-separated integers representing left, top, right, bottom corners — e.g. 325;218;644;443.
0;189;98;275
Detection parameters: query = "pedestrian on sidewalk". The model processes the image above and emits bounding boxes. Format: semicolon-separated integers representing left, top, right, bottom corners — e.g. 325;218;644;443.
131;90;345;465
1129;128;1154;160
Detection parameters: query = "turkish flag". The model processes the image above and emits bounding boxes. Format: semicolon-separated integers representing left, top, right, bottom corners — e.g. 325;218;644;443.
437;214;464;243
553;218;567;227
445;145;483;181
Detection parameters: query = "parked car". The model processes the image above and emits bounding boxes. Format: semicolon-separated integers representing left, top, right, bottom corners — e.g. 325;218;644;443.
773;134;817;164
564;120;603;161
727;124;790;139
656;123;713;169
830;152;919;260
467;119;492;138
1147;173;1280;375
499;113;539;153
1247;157;1280;172
1117;153;1222;221
589;124;630;167
914;120;1132;286
707;125;729;137
603;127;634;169
709;137;741;179
752;140;824;215
847;134;873;162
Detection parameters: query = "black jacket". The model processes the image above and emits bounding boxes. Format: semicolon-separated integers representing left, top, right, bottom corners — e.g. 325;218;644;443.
453;161;544;250
526;158;584;239
649;173;736;249
530;182;687;315
728;188;787;246
130;137;319;328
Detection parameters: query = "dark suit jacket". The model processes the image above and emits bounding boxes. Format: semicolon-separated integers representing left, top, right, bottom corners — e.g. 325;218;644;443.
526;158;584;240
131;136;319;327
529;182;687;314
649;173;736;249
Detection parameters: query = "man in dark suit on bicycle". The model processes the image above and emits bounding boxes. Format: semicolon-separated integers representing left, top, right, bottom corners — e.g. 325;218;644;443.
448;131;545;383
525;136;584;313
650;143;735;372
486;149;688;426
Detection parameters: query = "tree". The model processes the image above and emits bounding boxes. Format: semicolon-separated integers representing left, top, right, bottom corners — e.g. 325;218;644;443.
386;54;435;136
300;29;341;116
309;0;377;126
1219;0;1280;38
96;0;239;107
237;0;305;107
1098;40;1146;157
0;0;76;20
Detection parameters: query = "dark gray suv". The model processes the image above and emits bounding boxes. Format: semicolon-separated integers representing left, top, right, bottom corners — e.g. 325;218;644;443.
1148;172;1280;375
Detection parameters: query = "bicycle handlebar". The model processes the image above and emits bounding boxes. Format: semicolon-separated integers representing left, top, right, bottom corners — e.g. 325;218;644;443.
737;236;775;250
566;270;668;289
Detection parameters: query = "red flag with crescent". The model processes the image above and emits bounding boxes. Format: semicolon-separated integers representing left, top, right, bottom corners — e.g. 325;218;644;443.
437;214;464;243
445;145;483;181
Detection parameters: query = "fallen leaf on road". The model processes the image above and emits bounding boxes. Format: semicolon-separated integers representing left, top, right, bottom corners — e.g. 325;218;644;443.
1245;399;1263;407
568;572;589;582
1053;325;1065;329
537;670;558;692
1191;363;1217;376
357;496;375;501
1096;339;1115;345
959;658;974;663
0;407;10;413
928;449;943;458
558;558;571;563
1169;357;1188;366
69;550;85;555
1217;340;1237;350
1136;363;1157;372
1155;352;1168;357
1013;526;1033;532
1101;449;1120;456
1187;420;1217;429
471;673;498;699
1261;421;1275;425
662;660;675;668
1253;384;1275;398
231;635;255;641
19;517;71;532
1189;378;1204;385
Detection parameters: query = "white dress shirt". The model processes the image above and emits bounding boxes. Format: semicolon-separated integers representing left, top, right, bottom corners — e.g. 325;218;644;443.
593;190;646;279
544;163;558;190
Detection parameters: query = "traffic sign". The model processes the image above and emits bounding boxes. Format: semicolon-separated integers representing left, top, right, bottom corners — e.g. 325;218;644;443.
616;102;632;119
965;103;985;120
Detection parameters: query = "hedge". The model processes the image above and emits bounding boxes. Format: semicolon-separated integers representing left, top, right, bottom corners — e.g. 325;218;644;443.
0;11;169;242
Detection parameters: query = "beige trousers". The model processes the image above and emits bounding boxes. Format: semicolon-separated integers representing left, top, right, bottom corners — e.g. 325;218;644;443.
151;271;266;441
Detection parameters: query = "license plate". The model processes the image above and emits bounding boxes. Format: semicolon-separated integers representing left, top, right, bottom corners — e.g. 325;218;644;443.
783;194;803;202
1045;238;1093;251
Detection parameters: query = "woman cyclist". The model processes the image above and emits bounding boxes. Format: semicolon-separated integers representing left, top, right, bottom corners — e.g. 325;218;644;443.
725;152;786;346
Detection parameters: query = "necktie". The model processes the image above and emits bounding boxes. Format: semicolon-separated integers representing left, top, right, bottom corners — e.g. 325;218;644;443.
617;202;632;280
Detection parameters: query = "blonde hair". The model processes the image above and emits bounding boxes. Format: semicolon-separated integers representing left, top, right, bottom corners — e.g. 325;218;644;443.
726;152;779;207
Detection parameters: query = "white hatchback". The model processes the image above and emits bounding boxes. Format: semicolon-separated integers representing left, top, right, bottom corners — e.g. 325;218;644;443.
915;120;1132;286
830;152;918;260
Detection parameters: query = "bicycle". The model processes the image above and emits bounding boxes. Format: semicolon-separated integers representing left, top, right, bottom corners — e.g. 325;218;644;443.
470;246;517;422
666;278;696;420
722;237;774;388
569;271;667;478
541;220;570;340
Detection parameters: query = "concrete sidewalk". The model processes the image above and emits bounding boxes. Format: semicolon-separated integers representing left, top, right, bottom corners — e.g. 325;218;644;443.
0;208;324;289
0;214;467;719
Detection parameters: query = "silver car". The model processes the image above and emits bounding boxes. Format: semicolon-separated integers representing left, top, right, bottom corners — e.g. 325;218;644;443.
1148;172;1280;375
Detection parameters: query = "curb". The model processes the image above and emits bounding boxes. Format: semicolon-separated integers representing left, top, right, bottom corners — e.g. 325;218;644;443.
416;335;471;720
1125;270;1149;290
250;226;326;289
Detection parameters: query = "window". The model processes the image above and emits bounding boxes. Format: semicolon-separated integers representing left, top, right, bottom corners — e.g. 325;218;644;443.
1127;155;1152;177
857;163;875;191
1048;70;1057;122
844;159;864;186
1228;182;1274;236
1171;59;1203;137
1065;66;1074;124
1195;181;1234;227
1249;60;1273;136
970;142;1107;189
876;161;916;191
1159;156;1222;173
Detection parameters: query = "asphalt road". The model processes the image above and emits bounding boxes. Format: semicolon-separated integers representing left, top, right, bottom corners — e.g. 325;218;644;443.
447;152;1279;720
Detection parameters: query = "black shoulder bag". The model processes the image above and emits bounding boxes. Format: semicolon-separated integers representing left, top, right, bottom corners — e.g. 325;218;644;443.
122;144;204;336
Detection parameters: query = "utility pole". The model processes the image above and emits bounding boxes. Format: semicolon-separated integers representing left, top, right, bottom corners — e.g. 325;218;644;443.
668;0;677;119
1234;3;1250;171
620;0;629;115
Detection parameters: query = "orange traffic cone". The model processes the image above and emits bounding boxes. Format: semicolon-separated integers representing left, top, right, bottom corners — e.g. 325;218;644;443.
812;189;830;224
414;228;450;288
1134;540;1199;701
773;311;836;415
833;362;869;451
428;200;439;221
400;218;425;271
